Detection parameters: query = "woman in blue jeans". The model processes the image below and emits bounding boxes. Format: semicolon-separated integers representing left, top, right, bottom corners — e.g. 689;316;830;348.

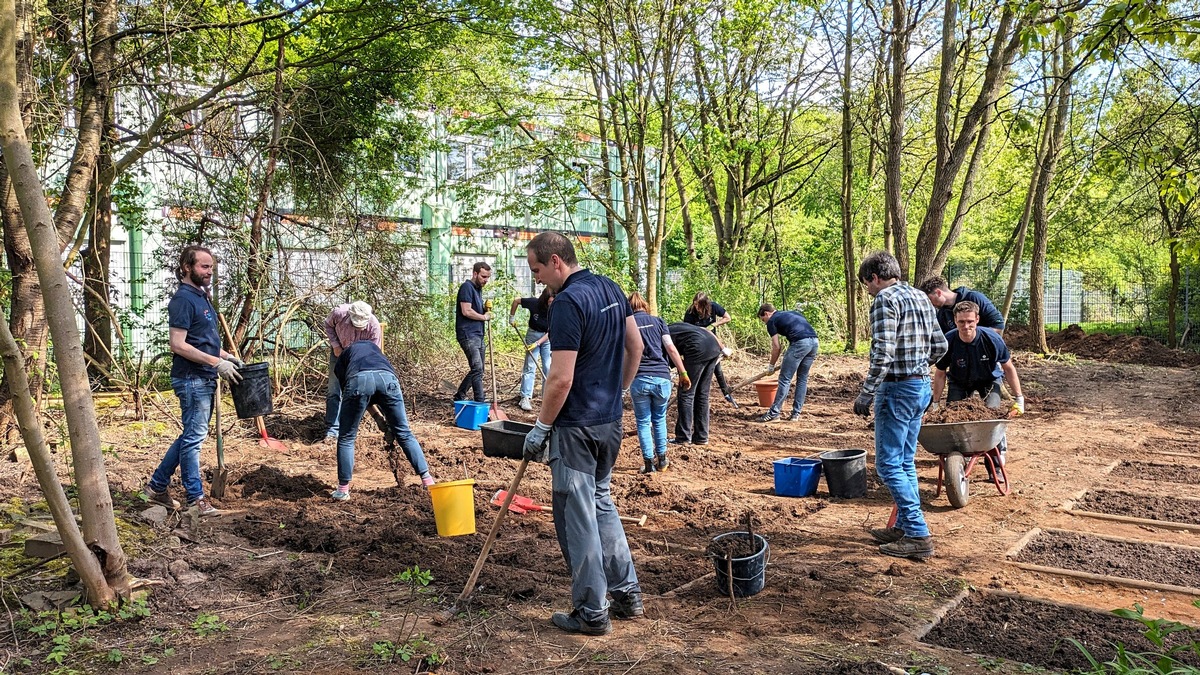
510;288;554;411
628;293;689;473
331;340;434;500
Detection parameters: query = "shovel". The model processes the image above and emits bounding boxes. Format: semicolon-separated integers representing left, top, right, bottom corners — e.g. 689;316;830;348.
485;315;508;422
210;378;228;498
491;489;647;526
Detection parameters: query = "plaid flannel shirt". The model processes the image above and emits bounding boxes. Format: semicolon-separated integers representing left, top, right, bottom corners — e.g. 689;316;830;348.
861;282;948;396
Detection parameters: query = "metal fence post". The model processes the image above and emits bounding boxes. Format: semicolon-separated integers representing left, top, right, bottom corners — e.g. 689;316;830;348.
1058;262;1064;332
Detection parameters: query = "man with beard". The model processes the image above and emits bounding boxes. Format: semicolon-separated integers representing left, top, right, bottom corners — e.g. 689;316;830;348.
454;262;493;403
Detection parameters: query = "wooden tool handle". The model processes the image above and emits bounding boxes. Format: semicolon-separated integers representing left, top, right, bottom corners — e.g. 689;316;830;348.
620;515;647;527
455;458;529;606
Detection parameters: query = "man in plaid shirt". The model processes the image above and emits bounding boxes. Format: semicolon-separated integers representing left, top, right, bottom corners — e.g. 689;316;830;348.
853;251;948;560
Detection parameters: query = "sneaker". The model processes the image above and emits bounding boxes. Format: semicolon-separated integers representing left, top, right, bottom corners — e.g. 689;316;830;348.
610;593;644;619
879;535;934;560
723;393;740;409
757;411;779;423
868;526;905;544
143;484;180;510
421;472;436;487
323;433;338;446
639;459;656;474
692;440;709;446
518;397;533;412
550;610;611;635
654;454;669;472
188;498;221;517
669;438;691;446
330;488;351;501
787;410;802;422
721;347;734;357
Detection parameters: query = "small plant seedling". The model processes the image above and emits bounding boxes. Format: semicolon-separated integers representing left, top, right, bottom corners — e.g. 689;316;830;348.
191;612;228;636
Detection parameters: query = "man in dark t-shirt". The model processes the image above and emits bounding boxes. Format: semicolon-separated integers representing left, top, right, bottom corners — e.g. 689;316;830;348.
667;322;723;445
453;262;492;402
756;304;819;422
144;246;243;518
919;276;1006;336
520;232;644;636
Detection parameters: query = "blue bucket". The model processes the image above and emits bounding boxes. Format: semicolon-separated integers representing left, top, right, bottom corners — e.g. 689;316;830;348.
453;401;490;430
773;457;822;497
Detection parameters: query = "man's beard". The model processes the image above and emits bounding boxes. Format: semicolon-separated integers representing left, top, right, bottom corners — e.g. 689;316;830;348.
189;269;208;287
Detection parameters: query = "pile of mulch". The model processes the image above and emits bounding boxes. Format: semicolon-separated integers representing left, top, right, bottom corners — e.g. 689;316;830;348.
1004;324;1200;368
924;398;1001;424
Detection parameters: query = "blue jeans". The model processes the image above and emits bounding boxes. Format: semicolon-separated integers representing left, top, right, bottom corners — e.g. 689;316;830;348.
149;376;215;503
336;370;430;484
455;335;486;402
769;337;819;415
874;378;933;538
521;330;551;399
630;375;671;459
324;352;341;436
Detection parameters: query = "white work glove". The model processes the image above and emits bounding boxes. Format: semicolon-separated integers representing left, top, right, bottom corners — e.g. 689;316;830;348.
928;401;940;413
223;354;244;368
767;363;777;374
215;359;243;383
1011;396;1025;417
522;420;553;464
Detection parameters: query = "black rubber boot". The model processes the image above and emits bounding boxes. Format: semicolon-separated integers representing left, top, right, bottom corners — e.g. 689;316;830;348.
640;458;656;474
655;454;669;472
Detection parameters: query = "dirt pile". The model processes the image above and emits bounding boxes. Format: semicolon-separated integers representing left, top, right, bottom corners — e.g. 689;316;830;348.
1005;324;1200;367
924;398;1001;424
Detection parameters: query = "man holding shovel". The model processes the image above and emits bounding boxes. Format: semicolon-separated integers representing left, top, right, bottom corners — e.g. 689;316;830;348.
521;231;644;636
322;301;382;443
854;251;948;560
144;246;243;518
454;262;493;403
755;303;819;423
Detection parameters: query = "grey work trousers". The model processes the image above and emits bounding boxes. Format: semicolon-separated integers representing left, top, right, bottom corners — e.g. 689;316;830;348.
549;420;641;622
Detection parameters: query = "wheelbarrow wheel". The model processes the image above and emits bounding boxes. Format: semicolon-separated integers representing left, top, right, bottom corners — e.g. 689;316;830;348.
944;452;970;508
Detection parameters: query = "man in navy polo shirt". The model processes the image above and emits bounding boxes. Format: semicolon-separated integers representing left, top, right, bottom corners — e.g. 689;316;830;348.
521;231;644;636
931;301;1025;471
453;262;492;403
144;245;244;518
755;304;820;423
918;276;1005;336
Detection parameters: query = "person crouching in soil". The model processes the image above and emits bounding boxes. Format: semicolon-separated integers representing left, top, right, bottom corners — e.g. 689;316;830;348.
330;340;434;501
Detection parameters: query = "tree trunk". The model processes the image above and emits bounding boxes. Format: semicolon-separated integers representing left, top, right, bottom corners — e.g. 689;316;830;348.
668;140;695;260
0;0;129;596
82;107;116;385
233;38;285;353
1027;28;1073;354
1001;150;1043;323
885;0;909;278
841;0;857;350
930;102;994;276
1168;230;1180;349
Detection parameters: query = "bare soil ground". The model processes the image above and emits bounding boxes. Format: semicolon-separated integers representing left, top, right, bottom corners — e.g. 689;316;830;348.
1013;529;1200;589
3;346;1200;674
1076;488;1200;526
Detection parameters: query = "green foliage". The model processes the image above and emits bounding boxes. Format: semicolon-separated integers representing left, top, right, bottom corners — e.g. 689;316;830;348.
1070;603;1200;674
191;612;229;637
369;635;445;667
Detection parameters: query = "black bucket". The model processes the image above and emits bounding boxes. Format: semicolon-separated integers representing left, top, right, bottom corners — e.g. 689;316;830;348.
229;362;273;419
819;448;868;498
710;532;768;597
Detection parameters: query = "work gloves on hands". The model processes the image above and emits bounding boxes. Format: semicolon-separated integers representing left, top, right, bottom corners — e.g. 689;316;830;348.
853;393;874;417
679;372;692;390
1009;396;1025;418
927;401;940;413
767;363;777;374
522;419;553;464
224;355;244;368
215;358;243;383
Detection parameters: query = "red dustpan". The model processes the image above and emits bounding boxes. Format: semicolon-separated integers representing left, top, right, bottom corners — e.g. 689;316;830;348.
490;489;546;514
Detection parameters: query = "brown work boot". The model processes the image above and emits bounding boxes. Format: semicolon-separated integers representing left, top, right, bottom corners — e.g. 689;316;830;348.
143;484;180;510
188;498;222;517
868;526;905;544
879;535;934;560
550;610;611;635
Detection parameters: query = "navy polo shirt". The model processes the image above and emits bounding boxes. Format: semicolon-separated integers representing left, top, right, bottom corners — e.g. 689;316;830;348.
936;327;1010;384
936;287;1005;335
683;301;726;329
168;283;220;380
766;310;817;342
455;281;485;340
335;340;396;384
519;297;550;333
667;322;723;364
633;311;671;380
548;269;632;427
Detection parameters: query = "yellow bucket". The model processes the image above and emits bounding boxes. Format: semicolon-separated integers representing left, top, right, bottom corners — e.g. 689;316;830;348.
428;479;477;537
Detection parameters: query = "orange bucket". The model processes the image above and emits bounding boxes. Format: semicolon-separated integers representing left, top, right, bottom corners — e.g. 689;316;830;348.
754;379;778;407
